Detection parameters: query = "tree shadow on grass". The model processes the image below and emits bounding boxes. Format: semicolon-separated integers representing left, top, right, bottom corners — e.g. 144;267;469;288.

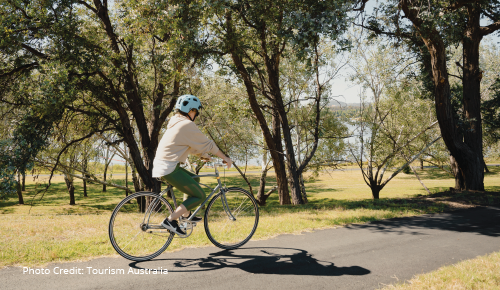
6;172;498;221
411;166;500;181
419;188;500;206
405;168;454;180
3;181;131;211
129;247;370;276
258;193;449;216
345;206;500;237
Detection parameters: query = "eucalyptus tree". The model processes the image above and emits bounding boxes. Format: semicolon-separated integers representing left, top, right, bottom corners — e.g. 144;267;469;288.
280;41;350;203
349;39;441;199
197;0;357;204
359;0;500;191
0;0;201;193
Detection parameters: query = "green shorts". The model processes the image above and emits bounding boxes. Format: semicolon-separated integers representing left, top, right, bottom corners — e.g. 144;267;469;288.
160;164;205;211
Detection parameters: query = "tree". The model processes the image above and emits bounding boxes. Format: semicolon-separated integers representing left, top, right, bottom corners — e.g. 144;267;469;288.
279;41;349;202
349;38;441;198
0;0;202;194
199;0;355;204
360;0;500;191
98;139;116;193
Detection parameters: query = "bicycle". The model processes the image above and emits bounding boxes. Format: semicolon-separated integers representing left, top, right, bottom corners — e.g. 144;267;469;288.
108;162;259;261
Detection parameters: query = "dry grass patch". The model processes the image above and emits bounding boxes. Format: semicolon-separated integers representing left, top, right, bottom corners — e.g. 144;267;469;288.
380;251;500;290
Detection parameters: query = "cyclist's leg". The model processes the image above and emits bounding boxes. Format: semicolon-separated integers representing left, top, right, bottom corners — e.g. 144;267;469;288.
179;166;200;204
161;165;206;220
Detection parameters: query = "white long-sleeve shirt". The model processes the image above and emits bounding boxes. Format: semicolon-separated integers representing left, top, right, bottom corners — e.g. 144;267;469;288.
152;114;219;177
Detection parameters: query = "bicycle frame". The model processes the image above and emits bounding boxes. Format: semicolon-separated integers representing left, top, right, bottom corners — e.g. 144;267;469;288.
152;164;236;223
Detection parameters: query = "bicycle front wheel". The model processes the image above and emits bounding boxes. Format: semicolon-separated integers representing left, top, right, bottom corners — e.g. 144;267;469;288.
109;192;174;261
204;187;259;249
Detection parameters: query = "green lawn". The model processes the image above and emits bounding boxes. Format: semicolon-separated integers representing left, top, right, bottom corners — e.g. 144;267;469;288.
1;166;499;268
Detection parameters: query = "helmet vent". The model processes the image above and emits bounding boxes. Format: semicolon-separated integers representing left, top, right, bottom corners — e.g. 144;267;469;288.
183;101;189;106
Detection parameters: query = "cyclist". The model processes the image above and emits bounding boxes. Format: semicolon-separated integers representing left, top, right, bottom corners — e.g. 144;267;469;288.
152;94;232;235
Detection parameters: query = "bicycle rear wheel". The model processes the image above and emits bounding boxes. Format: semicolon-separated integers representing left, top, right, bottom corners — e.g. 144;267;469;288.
109;192;174;261
204;187;259;249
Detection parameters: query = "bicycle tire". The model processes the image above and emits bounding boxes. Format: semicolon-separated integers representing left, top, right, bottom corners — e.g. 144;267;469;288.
109;191;174;261
204;187;259;249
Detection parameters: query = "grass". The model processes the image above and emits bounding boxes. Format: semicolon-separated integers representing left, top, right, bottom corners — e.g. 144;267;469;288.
1;166;499;268
380;251;500;289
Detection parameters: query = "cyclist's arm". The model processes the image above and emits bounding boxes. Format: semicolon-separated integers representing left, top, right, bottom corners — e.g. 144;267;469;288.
214;150;232;169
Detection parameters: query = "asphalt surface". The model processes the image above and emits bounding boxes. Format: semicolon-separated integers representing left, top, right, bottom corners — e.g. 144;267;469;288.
2;206;500;290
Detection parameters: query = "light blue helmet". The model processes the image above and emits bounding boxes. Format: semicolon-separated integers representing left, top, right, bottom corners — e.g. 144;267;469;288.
175;94;203;114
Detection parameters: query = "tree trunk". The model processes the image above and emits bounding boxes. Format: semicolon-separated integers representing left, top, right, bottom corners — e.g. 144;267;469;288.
138;177;143;191
483;158;489;173
103;148;110;192
17;171;24;204
125;143;129;196
64;175;76;205
450;155;465;190
103;167;107;192
369;176;383;199
460;5;484;190
295;115;307;204
279;117;303;205
130;157;141;192
83;157;88;197
137;195;146;212
195;162;205;175
271;112;291;205
264;47;303;205
370;185;381;200
125;161;128;196
225;31;291;205
256;168;270;206
400;0;485;192
299;173;308;204
420;158;424;170
256;147;271;206
142;141;161;193
21;171;25;191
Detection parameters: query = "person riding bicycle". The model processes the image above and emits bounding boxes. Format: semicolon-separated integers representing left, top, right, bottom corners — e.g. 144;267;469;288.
152;94;232;235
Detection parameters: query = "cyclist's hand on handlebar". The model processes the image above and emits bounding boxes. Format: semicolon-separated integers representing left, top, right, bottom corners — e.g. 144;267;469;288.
223;157;232;169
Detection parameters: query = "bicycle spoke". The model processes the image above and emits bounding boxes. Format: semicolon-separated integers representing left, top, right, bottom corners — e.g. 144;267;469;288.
119;228;143;252
109;192;174;261
205;188;258;249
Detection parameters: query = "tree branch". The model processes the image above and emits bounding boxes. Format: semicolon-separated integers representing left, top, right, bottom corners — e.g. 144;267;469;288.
0;62;38;78
381;136;441;187
21;44;49;59
480;21;500;36
77;0;98;14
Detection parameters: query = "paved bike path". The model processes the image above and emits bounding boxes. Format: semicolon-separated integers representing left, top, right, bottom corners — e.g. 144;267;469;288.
2;206;500;290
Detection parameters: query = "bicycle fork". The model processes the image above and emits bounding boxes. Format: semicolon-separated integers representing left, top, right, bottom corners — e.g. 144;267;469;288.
220;188;236;221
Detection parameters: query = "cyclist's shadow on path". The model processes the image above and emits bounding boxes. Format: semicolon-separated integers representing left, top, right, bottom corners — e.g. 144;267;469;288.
129;247;370;276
